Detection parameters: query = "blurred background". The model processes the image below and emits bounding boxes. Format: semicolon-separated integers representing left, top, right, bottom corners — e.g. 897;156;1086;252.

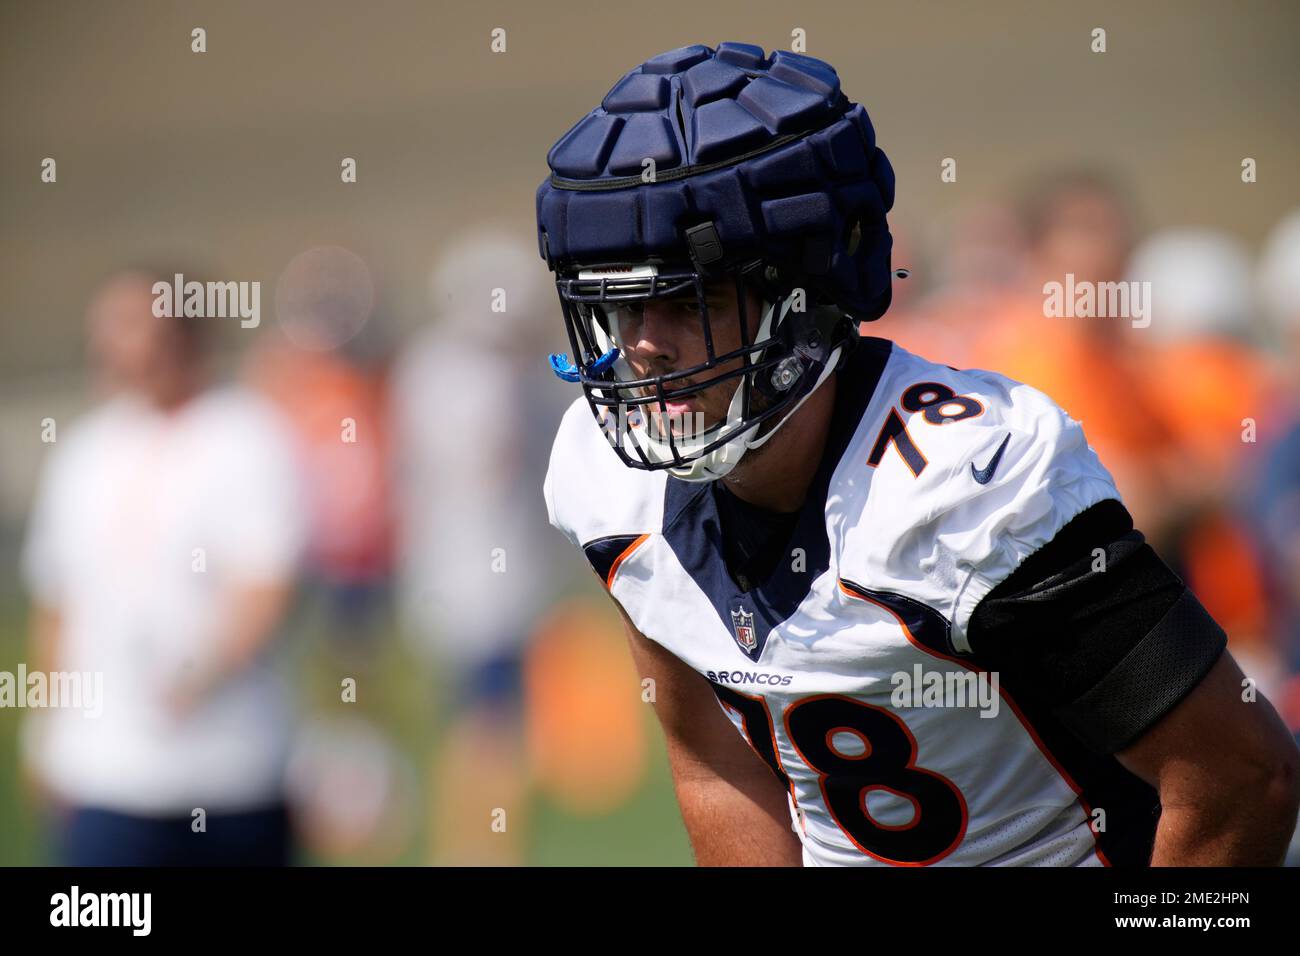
1;0;1298;865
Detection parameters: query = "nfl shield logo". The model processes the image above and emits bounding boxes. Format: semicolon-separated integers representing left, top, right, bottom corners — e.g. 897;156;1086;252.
730;606;757;652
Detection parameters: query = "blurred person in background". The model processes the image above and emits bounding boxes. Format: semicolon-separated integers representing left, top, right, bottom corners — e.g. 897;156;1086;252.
391;229;574;864
1131;229;1286;478
971;169;1183;537
20;268;307;865
243;248;420;864
1250;209;1300;748
244;246;395;664
887;200;1028;369
1126;230;1284;691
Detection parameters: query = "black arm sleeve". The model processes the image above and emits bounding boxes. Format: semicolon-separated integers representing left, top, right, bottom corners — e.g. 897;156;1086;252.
966;498;1228;755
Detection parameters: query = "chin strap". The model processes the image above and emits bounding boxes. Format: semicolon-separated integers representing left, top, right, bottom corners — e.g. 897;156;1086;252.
743;343;842;453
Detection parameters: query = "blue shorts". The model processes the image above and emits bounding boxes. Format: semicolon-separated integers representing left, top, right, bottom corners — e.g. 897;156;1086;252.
58;802;293;867
450;648;525;715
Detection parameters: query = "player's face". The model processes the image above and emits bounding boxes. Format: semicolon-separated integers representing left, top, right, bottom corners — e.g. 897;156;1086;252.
88;276;184;394
615;280;764;437
1038;190;1132;284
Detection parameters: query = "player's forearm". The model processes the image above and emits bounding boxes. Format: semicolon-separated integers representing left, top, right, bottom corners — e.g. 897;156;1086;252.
27;603;63;675
216;579;296;675
174;579;295;709
1148;768;1300;865
672;772;804;866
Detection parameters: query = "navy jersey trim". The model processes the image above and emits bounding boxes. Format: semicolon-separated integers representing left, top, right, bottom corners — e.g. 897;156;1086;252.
837;579;959;657
661;337;892;661
582;533;648;588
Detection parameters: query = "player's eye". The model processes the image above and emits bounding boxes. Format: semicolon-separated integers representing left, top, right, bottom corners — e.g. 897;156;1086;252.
615;302;645;323
673;296;725;315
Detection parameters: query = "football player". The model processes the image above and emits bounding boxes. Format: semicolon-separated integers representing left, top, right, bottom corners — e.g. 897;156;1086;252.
536;42;1300;865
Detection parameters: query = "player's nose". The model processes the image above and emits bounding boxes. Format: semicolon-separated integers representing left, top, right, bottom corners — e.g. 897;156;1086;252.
624;301;681;370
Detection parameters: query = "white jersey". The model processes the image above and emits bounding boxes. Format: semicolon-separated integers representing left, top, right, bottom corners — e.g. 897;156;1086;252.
544;337;1160;866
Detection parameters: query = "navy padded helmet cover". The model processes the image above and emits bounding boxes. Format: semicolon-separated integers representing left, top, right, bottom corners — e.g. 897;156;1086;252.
536;42;896;321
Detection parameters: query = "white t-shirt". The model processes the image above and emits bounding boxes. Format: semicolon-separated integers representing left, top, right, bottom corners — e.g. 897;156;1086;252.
390;328;568;668
21;386;307;815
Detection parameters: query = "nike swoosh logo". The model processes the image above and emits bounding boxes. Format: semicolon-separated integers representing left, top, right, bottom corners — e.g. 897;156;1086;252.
970;433;1011;484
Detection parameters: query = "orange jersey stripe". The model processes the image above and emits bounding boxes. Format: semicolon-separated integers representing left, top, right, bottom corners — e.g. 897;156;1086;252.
606;533;650;590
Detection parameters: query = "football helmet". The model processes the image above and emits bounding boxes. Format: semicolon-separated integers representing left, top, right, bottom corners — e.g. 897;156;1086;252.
536;42;896;481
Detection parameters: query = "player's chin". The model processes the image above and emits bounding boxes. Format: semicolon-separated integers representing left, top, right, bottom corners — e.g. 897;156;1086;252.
636;374;737;440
